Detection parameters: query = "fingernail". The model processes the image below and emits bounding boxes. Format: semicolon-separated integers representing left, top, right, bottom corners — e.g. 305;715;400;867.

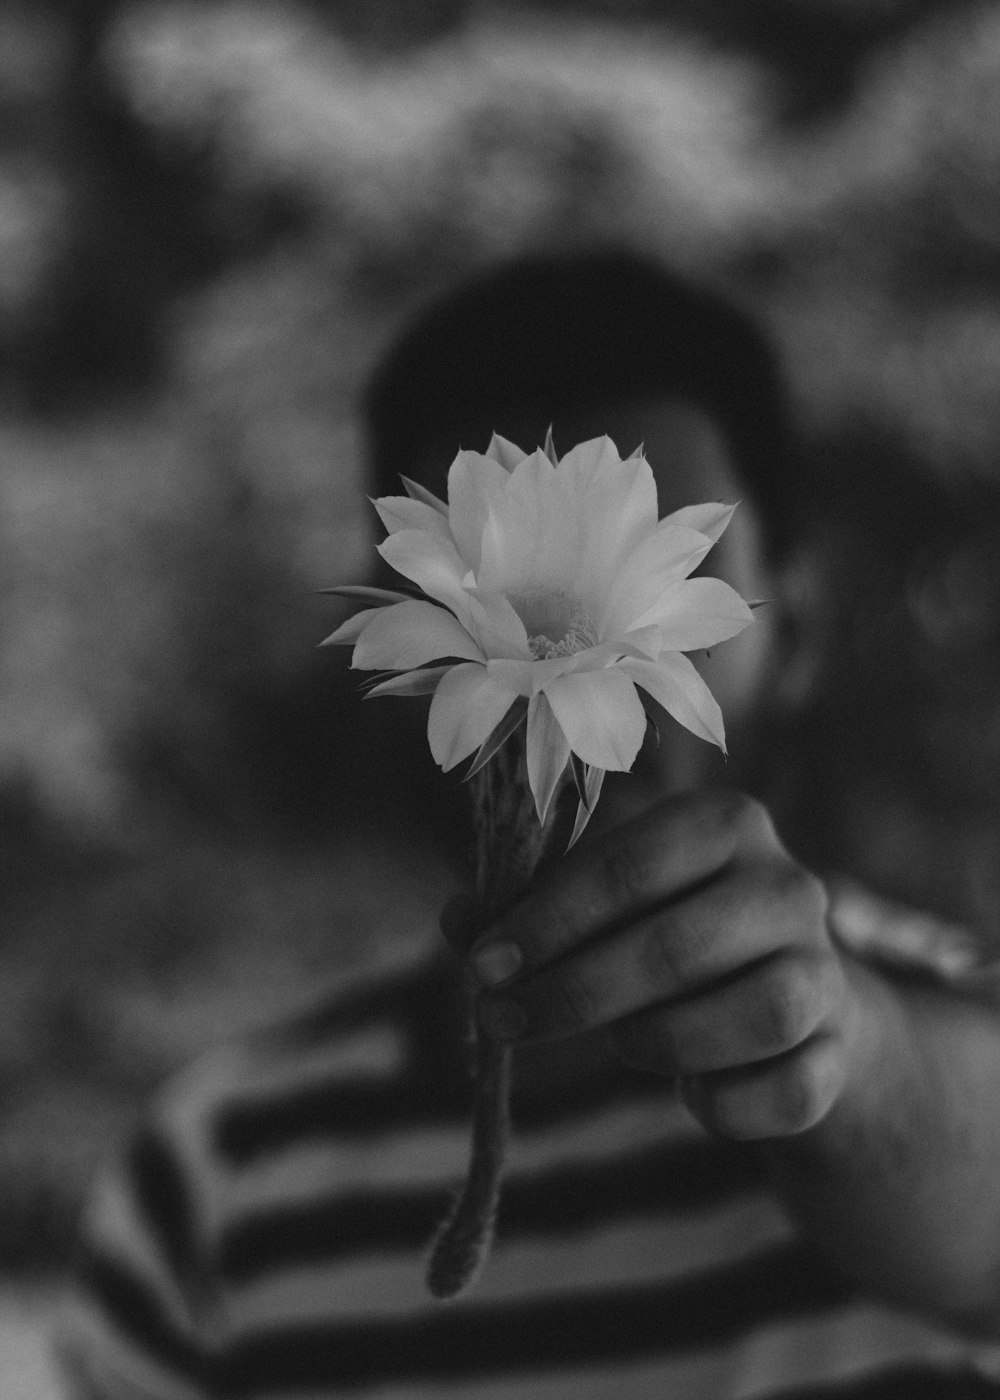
473;940;523;987
479;997;528;1041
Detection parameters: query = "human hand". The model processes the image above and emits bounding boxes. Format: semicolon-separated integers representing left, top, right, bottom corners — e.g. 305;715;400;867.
465;788;864;1140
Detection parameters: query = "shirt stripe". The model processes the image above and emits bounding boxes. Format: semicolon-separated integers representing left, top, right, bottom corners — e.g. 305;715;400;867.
211;1243;852;1395
217;1130;763;1281
59;939;1000;1400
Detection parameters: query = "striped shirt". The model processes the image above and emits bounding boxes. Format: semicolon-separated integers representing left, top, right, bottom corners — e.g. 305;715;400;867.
58;887;1000;1400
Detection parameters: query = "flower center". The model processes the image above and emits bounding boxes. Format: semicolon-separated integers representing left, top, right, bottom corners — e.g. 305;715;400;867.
512;590;598;660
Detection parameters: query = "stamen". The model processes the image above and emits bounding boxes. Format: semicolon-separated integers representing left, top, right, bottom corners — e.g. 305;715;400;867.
528;624;596;660
512;588;597;661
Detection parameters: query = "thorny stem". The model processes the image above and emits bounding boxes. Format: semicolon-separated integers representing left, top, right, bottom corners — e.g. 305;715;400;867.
425;736;566;1299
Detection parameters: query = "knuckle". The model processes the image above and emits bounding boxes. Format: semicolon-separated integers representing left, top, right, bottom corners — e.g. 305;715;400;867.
744;859;828;933
802;871;830;926
776;862;828;922
750;857;799;904
693;1079;757;1140
752;961;817;1052
705;1095;753;1141
726;859;795;932
696;1041;839;1141
770;859;803;899
723;791;772;843
690;787;758;844
769;1045;836;1134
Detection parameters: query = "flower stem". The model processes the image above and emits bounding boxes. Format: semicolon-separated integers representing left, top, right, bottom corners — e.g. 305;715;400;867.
425;1036;511;1298
425;736;564;1299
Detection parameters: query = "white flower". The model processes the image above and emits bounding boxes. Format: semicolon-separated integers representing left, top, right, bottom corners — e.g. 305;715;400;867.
324;434;753;831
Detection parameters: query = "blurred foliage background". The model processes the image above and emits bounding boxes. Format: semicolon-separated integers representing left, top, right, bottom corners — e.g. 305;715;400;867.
4;0;1000;1336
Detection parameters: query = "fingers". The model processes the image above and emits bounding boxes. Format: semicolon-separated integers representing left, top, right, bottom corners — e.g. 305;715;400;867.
458;782;851;1141
609;949;847;1075
678;1033;848;1139
471;788;775;983
477;859;828;1044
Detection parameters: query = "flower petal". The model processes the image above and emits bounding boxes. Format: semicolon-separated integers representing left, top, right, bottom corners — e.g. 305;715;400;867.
464;696;529;779
629;577;754;649
543;667;647;771
399;475;448;514
620;652;726;750
365;665;451;698
485;433;528;471
661;501;736;545
373;495;453;539
477;449;579;596
616;626;668;660
427;664;520;771
352;601;483;671
556;435;624;492
319;585;414;605
466;590;531;660
526;692;571;823
320;608;380;646
378;529;473;623
447;450;516;573
558;638;658;673
560;438;660;595
638;519;715;575
568;765;606;848
487;655;579;696
600;523;715;633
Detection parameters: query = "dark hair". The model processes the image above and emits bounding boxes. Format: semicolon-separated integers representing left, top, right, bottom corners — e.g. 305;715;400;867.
364;248;797;558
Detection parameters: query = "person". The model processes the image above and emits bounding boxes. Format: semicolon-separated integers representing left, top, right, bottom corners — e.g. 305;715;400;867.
57;249;1000;1399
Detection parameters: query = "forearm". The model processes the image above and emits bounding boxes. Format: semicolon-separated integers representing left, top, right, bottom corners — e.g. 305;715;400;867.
759;954;1000;1333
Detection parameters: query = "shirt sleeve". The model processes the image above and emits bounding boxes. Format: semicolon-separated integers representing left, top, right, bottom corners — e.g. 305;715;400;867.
54;1112;217;1400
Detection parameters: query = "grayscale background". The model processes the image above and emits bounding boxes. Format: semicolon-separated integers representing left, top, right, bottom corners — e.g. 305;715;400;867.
3;1;1000;1389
